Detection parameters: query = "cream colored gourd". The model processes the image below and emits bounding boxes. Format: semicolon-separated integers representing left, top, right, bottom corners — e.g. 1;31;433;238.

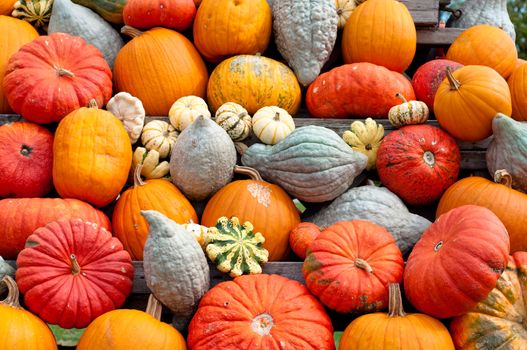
169;96;211;132
182;223;209;249
342;118;384;170
388;93;429;128
132;147;170;179
336;0;356;29
252;106;295;145
107;92;145;144
141;120;179;159
215;102;252;141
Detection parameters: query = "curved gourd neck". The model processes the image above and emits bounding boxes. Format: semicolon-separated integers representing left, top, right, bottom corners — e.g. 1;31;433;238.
1;275;21;309
234;165;263;181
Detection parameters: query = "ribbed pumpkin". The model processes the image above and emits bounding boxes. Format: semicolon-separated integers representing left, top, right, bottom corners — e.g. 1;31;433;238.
342;0;416;73
437;170;527;252
0;16;38;114
447;24;518;79
53;102;132;208
187;274;335;350
207;54;301;115
508;62;527;121
0;1;14;15
289;222;322;260
434;65;512;142
0;197;110;259
112;166;198;260
123;0;196;31
202;166;300;261
115;26;208;116
193;0;272;62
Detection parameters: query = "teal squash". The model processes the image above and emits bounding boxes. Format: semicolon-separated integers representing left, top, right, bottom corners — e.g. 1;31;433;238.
71;0;127;24
0;256;15;295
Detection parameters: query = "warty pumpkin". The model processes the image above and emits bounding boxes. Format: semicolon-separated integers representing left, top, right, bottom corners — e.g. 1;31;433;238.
508;62;527;121
71;0;127;24
115;26;208;116
123;0;196;31
12;0;53;29
342;118;384;170
289;222;322;260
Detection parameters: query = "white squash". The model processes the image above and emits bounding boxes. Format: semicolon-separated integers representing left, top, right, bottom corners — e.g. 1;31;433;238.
141;120;179;159
182;222;209;249
107;92;146;144
132;147;170;179
336;0;356;29
215;102;252;141
252;106;295;145
169;95;211;132
388;93;429;128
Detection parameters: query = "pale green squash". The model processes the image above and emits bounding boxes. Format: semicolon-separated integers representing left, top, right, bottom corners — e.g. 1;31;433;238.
0;256;15;295
71;0;127;24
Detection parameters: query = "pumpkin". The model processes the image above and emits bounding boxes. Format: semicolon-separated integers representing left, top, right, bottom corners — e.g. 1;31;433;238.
53;102;132;207
106;92;145;144
123;0;196;31
0;122;53;198
183;223;208;248
304;220;404;313
272;0;338;86
188;274;335;350
306;62;416;118
242;125;367;203
170;116;237;201
307;185;431;256
339;283;455;350
289;222;322;260
342;118;384;170
336;0;356;29
0;16;38;114
141;120;178;159
132;147;169;179
404;205;510;319
508;62;527;121
78;294;185;350
342;0;416;73
516;58;527;69
16;219;134;328
71;0;127;24
0;276;57;350
388;94;429;127
142;210;210;331
202;166;300;261
193;0;272;62
252;106;295;145
115;26;208;116
48;0;124;69
437;170;527;252
434;65;512;142
207;54;301;115
214;102;252;142
446;25;517;79
377;125;460;205
0;257;15;295
169;95;211;132
450;252;527;350
205;216;268;277
0;1;14;14
4;33;113;124
12;0;53;29
0;197;110;259
411;59;464;111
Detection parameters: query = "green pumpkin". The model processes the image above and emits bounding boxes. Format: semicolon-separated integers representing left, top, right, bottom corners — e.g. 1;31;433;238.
12;0;53;29
71;0;127;24
206;217;269;278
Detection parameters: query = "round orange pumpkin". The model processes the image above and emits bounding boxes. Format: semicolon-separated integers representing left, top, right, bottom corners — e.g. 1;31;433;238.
201;166;300;261
434;65;512;142
0;2;14;15
114;26;208;115
446;24;518;79
289;222;322;260
508;63;527;121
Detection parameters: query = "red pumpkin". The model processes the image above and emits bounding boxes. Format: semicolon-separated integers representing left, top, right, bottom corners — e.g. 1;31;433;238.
3;33;112;124
411;59;463;110
289;222;322;260
123;0;196;31
376;125;460;205
404;205;510;319
303;221;404;314
0;122;53;198
16;219;134;329
187;274;334;350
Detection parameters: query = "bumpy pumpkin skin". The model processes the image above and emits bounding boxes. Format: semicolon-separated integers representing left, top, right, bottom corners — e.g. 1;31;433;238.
508;63;527;121
289;222;322;260
123;0;196;31
188;274;335;350
404;205;510;319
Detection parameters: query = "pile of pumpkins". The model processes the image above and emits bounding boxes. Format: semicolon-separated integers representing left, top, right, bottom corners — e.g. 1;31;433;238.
1;0;527;348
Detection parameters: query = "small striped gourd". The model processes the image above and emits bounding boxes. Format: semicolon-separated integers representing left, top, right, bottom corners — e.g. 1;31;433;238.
214;102;252;142
252;106;294;145
388;93;429;128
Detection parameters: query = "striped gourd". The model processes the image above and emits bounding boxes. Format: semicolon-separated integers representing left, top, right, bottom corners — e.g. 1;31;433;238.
252;106;294;145
12;0;53;29
214;102;252;141
141;120;179;159
388;93;429;128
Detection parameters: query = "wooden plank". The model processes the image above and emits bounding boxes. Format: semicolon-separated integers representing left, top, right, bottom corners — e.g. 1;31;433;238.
417;27;463;46
402;0;439;27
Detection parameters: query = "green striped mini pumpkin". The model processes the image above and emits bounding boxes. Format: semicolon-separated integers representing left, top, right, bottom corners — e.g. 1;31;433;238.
214;102;252;142
388;93;429;128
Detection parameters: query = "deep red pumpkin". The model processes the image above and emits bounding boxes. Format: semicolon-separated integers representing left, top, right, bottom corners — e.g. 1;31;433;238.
404;205;510;319
123;0;196;31
303;221;404;314
411;59;463;110
3;33;112;124
0;122;53;198
289;222;322;260
376;124;460;205
16;219;134;329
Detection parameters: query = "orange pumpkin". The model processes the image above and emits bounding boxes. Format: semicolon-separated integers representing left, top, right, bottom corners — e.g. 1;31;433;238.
446;25;518;79
112;166;198;260
434;65;512;142
193;0;272;62
516;59;527;69
0;2;14;15
201;166;300;261
114;26;208;115
53;101;132;208
342;0;416;73
0;16;38;113
508;63;527;121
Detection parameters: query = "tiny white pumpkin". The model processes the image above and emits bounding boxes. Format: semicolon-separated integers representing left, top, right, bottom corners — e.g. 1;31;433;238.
215;102;252;141
132;147;170;179
141;120;179;158
106;92;146;144
169;95;211;131
336;0;356;29
182;222;209;249
252;106;295;145
388;93;429;128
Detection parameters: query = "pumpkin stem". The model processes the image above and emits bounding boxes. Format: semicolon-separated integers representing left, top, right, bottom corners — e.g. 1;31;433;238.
56;67;75;78
234;165;263;181
87;100;98;109
121;25;144;38
355;258;373;274
1;275;21;308
494;169;513;188
145;294;163;320
133;164;145;187
388;283;406;317
395;93;408;104
20;144;32;157
273;112;281;121
446;67;461;91
70;254;81;275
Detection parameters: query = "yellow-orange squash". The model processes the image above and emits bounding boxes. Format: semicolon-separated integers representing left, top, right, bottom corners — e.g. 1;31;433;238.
342;0;416;73
508;63;527;121
114;26;208;116
0;1;14;15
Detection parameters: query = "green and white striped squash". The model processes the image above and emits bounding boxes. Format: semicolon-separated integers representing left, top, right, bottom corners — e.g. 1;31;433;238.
214;102;252;142
388;93;429;128
12;0;53;29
